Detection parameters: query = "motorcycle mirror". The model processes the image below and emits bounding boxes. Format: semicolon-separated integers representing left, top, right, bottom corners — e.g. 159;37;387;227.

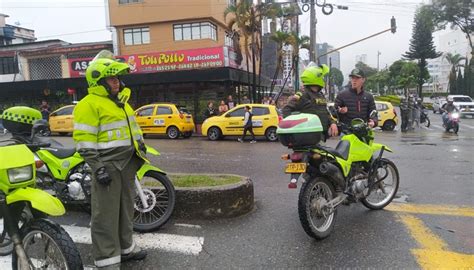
31;119;49;137
369;110;378;119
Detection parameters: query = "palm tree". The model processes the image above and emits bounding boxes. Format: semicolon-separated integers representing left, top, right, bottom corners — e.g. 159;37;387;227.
269;31;291;93
444;52;466;94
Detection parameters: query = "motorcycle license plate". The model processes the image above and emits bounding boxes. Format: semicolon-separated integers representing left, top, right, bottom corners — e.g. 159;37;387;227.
285;163;306;173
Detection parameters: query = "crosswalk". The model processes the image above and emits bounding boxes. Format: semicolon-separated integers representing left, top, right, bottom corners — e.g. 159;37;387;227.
0;222;204;269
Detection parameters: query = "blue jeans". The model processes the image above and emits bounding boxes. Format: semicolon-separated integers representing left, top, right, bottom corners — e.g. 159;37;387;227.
442;112;449;126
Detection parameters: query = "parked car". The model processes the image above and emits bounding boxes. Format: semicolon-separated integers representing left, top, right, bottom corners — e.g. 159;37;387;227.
327;101;398;131
375;101;398;131
447;95;474;118
432;98;447;114
135;103;195;139
49;105;75;135
201;104;280;141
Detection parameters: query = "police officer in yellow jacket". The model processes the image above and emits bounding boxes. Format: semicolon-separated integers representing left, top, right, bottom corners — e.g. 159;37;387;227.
73;50;147;269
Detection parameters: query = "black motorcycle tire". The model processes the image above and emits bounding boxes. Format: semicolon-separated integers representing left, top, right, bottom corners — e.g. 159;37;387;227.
133;171;176;232
298;177;337;240
424;118;430;128
361;159;399;210
12;219;83;270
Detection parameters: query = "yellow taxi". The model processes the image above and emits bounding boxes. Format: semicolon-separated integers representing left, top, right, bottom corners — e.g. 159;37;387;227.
49;105;75;135
135;103;195;139
375;101;398;131
201;104;281;141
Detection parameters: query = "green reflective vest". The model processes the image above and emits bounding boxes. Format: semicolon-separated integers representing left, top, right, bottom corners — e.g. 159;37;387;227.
73;86;146;162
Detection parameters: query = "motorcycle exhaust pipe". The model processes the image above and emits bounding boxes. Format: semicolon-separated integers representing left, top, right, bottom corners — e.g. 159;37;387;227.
319;162;345;190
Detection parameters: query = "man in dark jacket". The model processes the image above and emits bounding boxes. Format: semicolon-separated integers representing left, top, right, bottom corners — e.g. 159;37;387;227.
335;68;377;128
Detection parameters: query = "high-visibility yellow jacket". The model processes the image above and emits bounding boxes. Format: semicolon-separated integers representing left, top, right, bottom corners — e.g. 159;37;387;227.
73;85;146;171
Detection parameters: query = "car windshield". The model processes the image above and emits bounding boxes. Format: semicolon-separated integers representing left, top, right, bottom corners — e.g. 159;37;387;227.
453;97;472;102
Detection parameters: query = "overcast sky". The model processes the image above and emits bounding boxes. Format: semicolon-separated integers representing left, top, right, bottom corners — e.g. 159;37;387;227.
1;0;432;77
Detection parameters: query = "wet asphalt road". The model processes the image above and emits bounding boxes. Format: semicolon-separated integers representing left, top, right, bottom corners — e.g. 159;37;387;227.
7;111;474;269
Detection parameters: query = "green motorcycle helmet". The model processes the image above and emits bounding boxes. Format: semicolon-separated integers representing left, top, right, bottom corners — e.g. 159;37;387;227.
300;64;330;87
1;106;42;135
85;50;130;88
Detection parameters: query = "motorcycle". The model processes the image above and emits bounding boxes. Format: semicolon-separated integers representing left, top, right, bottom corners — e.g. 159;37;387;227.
444;112;460;134
419;109;430;128
277;109;399;240
0;141;83;269
11;121;176;232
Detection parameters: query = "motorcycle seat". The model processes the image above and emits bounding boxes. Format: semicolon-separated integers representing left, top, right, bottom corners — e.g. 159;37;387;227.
319;140;350;160
46;147;77;159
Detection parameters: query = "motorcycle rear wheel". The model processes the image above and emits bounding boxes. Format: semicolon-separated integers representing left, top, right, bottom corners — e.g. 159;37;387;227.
133;171;176;232
298;177;337;240
361;159;399;210
12;219;83;270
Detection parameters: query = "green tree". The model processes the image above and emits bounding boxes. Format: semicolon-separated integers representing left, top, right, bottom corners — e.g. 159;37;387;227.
431;0;474;57
398;62;420;97
456;69;464;95
329;67;344;87
465;58;474;98
403;5;441;97
444;52;466;94
355;61;377;78
269;31;291;93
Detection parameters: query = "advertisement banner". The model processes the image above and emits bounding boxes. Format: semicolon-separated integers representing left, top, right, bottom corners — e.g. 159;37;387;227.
67;47;226;78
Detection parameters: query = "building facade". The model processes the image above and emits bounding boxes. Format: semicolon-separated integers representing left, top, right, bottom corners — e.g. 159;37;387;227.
0;14;35;46
317;42;340;70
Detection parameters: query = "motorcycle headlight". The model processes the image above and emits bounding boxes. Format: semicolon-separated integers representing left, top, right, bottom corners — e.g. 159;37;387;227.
8;165;33;183
452;113;460;119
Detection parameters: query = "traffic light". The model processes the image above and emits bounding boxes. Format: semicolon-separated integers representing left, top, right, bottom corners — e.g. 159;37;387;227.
391;16;397;33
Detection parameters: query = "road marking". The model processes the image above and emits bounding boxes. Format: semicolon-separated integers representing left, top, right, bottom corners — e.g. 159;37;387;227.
460;123;474;129
386;203;474;217
63;224;204;255
174;223;202;229
430;124;443;130
398;214;474;269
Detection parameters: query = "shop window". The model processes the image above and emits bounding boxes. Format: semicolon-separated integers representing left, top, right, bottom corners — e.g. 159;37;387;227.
0;57;19;75
173;22;217;41
124;27;150;45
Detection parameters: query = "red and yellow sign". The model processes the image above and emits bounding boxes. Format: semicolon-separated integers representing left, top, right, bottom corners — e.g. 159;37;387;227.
68;47;228;78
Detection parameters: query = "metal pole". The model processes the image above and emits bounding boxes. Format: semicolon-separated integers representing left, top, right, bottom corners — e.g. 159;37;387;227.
294;15;299;92
317;28;392;61
309;0;316;62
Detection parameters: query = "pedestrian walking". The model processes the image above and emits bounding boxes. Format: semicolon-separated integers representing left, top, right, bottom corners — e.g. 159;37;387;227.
400;97;409;132
238;105;256;143
73;50;147;269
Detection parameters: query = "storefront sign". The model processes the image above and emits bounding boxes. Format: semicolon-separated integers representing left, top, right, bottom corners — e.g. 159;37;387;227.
68;47;228;77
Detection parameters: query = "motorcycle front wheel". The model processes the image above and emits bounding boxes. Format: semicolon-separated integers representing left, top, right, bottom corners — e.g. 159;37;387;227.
12;219;83;270
133;171;176;232
361;158;399;210
298;177;337;240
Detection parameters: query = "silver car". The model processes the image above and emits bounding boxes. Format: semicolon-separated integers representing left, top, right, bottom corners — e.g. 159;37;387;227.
432;98;446;114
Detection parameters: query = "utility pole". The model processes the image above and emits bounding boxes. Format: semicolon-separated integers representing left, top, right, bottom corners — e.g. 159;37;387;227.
309;0;316;62
377;51;381;95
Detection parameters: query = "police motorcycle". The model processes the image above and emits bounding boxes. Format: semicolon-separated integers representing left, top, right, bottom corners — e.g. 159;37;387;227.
0;129;83;268
276;108;399;239
419;109;430;128
3;106;176;232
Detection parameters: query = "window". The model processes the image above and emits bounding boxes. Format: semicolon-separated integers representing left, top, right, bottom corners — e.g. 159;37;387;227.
157;106;172;115
0;57;19;75
173;22;217;41
119;0;142;4
453;97;472;102
137;107;154;117
252;107;270;116
124;27;150;45
228;108;245;117
52;106;74;117
376;103;388;111
225;32;234;47
227;0;236;6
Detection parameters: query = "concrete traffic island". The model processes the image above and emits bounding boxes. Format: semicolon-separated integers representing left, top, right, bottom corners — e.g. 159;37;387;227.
169;174;254;219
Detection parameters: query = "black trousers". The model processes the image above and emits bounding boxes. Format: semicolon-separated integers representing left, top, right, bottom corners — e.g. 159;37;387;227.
241;125;255;140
